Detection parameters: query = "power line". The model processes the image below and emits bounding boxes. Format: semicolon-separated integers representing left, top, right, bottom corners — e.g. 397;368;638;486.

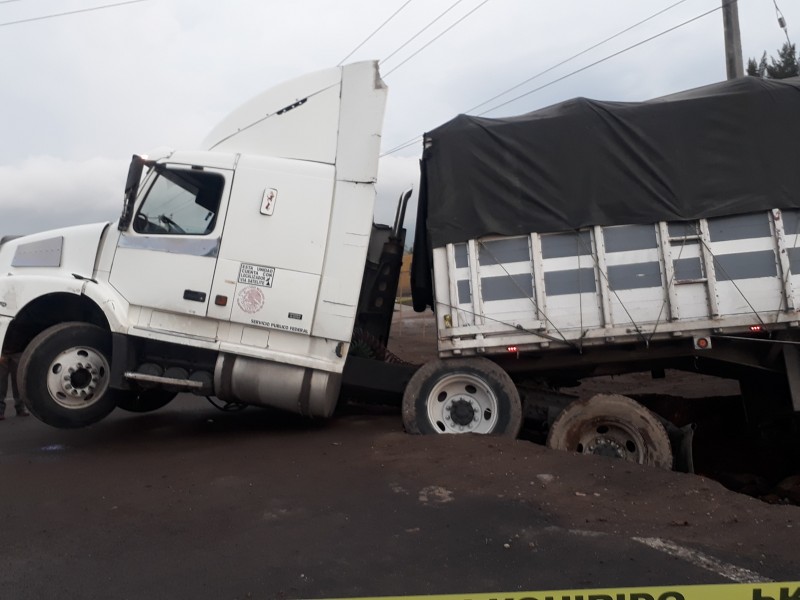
380;0;467;65
337;0;414;66
0;0;150;27
381;1;726;156
478;2;726;116
465;0;691;114
383;0;491;77
381;135;423;157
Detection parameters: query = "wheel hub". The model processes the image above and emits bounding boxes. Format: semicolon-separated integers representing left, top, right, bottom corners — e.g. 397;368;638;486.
46;347;110;409
448;398;477;426
441;394;484;432
65;363;100;397
426;372;499;434
585;436;627;459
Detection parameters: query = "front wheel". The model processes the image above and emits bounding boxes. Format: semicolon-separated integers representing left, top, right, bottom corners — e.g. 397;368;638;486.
402;358;522;437
18;322;120;429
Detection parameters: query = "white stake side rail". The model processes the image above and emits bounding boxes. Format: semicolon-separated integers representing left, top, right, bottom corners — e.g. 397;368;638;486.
432;208;800;356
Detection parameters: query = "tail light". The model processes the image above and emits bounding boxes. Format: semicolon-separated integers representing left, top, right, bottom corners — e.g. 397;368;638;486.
694;336;712;350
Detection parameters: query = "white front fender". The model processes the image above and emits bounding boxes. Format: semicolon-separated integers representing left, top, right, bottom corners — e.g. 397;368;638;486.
0;275;132;354
0;274;85;317
80;279;132;333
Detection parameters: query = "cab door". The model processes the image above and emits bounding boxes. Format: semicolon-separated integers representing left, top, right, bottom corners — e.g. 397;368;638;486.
110;164;231;323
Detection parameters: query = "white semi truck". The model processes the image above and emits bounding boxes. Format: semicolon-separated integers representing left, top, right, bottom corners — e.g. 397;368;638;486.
1;62;799;470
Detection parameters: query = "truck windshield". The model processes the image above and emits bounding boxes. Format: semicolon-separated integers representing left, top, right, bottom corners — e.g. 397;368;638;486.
133;168;225;236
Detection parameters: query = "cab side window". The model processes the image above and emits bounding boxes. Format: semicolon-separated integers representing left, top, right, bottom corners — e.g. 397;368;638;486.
133;168;225;235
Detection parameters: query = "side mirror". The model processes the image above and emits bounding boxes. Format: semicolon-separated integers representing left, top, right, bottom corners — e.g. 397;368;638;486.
118;155;147;231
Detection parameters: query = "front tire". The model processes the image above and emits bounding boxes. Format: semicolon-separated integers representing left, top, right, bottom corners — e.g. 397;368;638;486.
402;358;522;437
18;322;120;429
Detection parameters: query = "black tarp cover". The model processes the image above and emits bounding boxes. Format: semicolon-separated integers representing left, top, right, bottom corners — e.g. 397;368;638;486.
412;76;800;311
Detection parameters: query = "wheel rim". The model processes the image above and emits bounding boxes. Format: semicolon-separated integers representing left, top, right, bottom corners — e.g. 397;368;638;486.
45;346;110;409
567;418;649;463
426;373;499;433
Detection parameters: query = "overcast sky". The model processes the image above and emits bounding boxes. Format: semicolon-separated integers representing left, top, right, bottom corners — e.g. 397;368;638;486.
0;0;797;238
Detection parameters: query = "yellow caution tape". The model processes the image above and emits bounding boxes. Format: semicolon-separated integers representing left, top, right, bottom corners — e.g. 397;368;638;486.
311;582;800;600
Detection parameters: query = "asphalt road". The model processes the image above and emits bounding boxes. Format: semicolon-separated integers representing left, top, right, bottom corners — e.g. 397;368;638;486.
1;395;797;600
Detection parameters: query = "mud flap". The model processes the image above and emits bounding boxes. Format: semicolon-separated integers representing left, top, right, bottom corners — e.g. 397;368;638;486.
662;421;696;474
783;344;800;412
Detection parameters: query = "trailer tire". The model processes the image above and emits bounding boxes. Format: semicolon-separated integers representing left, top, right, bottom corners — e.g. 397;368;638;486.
402;358;522;436
18;322;120;429
116;390;177;413
546;394;673;469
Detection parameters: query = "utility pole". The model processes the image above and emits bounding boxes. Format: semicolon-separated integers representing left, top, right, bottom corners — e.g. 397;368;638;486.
721;0;744;79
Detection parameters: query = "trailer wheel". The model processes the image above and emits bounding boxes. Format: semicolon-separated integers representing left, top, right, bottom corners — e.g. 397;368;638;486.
402;358;522;436
18;322;120;429
116;390;177;413
546;394;673;469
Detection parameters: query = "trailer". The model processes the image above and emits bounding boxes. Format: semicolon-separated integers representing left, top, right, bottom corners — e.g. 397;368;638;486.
1;63;799;470
402;74;800;467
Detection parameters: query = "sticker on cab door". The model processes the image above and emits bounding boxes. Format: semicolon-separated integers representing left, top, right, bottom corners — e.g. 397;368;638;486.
238;263;275;287
260;188;277;215
237;287;265;314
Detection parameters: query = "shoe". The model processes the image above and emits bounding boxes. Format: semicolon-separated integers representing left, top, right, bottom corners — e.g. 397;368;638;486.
16;408;30;417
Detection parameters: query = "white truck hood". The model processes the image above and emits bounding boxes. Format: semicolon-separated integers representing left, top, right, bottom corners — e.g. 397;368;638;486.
0;222;110;279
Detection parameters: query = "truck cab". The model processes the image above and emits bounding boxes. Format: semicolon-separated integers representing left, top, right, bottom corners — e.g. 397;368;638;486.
0;61;388;428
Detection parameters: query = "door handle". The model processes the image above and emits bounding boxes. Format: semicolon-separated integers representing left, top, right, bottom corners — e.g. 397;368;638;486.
183;290;207;302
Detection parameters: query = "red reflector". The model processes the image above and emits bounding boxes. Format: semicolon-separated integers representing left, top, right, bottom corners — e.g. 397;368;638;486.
696;338;709;349
214;295;228;306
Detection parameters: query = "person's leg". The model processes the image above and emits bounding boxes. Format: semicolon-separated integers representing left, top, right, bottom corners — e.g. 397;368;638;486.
8;355;27;416
0;359;8;418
